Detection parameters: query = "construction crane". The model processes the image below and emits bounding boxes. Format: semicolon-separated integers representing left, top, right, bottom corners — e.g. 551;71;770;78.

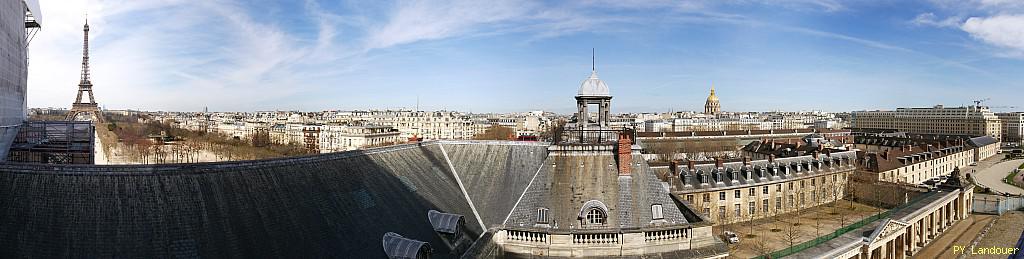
973;98;990;107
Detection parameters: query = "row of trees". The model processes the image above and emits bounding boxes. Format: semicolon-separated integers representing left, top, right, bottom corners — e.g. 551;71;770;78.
100;116;308;164
645;139;742;162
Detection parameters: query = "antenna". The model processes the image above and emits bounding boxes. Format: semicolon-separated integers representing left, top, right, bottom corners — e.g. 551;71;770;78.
592;48;595;71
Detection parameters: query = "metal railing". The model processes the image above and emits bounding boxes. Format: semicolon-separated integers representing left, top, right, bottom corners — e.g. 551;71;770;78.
556;129;632;144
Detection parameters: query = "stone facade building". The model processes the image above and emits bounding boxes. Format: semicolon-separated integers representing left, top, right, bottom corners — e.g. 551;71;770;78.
670;151;857;225
851;105;1002;140
491;68;729;258
997;112;1023;145
318;124;401;152
853;134;999;185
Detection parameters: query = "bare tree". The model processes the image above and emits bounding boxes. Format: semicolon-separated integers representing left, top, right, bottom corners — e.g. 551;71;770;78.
783;220;803;249
751;230;773;258
814;213;823;237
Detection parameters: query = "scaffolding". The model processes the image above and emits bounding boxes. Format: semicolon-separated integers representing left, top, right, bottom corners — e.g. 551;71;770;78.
7;121;94;164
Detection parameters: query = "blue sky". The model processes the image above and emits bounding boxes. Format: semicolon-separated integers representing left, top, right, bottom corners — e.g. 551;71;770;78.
27;0;1024;113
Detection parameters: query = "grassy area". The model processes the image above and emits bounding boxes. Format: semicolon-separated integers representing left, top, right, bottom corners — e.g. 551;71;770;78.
1005;162;1024;188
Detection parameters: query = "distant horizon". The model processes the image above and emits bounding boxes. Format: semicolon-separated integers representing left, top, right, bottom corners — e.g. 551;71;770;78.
29;105;1022;115
26;0;1024;113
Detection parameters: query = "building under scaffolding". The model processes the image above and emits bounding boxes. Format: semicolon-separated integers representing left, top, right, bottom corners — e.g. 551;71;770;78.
6;121;94;164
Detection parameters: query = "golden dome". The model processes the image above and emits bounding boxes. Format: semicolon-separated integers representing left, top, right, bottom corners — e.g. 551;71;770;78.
706;85;719;102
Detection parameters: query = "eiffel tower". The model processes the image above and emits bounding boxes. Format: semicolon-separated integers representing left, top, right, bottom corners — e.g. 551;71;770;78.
66;19;103;122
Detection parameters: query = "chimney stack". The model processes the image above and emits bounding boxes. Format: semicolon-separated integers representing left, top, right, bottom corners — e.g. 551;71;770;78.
618;133;632;176
687;160;696;170
714;157;724;168
812;151;819;159
769;154;775;163
743;157;751;166
669;160;678;175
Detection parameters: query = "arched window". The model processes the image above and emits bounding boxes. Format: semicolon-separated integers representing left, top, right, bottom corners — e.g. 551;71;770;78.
586;208;606;225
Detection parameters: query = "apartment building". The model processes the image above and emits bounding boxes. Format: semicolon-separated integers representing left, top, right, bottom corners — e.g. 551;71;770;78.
851;105;1001;140
854;134;999;185
318;125;401;153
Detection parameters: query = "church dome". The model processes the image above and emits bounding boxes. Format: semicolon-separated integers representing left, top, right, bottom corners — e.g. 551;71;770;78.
704;84;721;115
706;86;719;102
577;70;610;97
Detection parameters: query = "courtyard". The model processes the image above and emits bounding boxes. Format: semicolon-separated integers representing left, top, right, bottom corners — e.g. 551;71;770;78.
714;201;884;258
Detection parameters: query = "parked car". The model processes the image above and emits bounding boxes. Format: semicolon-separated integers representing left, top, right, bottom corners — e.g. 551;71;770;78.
724;231;739;244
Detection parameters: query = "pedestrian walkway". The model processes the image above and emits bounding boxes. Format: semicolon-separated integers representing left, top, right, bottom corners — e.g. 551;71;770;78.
912;214;994;259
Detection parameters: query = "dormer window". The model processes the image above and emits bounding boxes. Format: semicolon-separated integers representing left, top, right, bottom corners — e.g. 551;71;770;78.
651;204;664;220
586;208;606;225
536;208;549;223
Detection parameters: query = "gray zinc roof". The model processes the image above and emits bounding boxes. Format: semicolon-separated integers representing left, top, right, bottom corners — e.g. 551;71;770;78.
577;70;611;97
675;151;857;193
503;153;689;231
0;142;493;258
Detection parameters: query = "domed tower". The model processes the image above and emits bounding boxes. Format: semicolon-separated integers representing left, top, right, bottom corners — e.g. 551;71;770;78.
575;57;612;129
704;84;720;115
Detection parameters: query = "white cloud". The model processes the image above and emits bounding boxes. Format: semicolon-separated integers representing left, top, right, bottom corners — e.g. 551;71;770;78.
28;0;342;111
962;15;1024;55
911;12;962;28
364;0;537;50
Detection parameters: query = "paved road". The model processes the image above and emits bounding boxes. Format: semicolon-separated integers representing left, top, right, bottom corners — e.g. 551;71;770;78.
971;159;1024;196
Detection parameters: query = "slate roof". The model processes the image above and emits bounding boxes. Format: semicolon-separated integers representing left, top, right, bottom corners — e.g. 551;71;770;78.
441;143;549;227
504;154;689;231
674;151;858;192
857;144;967;173
967;136;998;147
0;142;496;258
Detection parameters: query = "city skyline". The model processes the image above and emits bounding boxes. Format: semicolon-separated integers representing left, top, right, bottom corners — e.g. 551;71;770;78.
27;0;1024;113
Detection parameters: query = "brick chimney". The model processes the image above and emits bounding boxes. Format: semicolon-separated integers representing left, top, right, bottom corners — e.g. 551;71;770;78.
769;154;775;163
812;151;819;159
669;160;678;175
743;157;751;166
714;157;724;168
618;133;632;176
687;160;696;170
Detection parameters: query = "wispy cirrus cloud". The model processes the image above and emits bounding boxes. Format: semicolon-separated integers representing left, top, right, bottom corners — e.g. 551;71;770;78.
911;12;962;28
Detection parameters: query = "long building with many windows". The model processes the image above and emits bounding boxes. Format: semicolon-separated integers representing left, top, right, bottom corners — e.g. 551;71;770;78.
670;151;857;225
851;105;1002;140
